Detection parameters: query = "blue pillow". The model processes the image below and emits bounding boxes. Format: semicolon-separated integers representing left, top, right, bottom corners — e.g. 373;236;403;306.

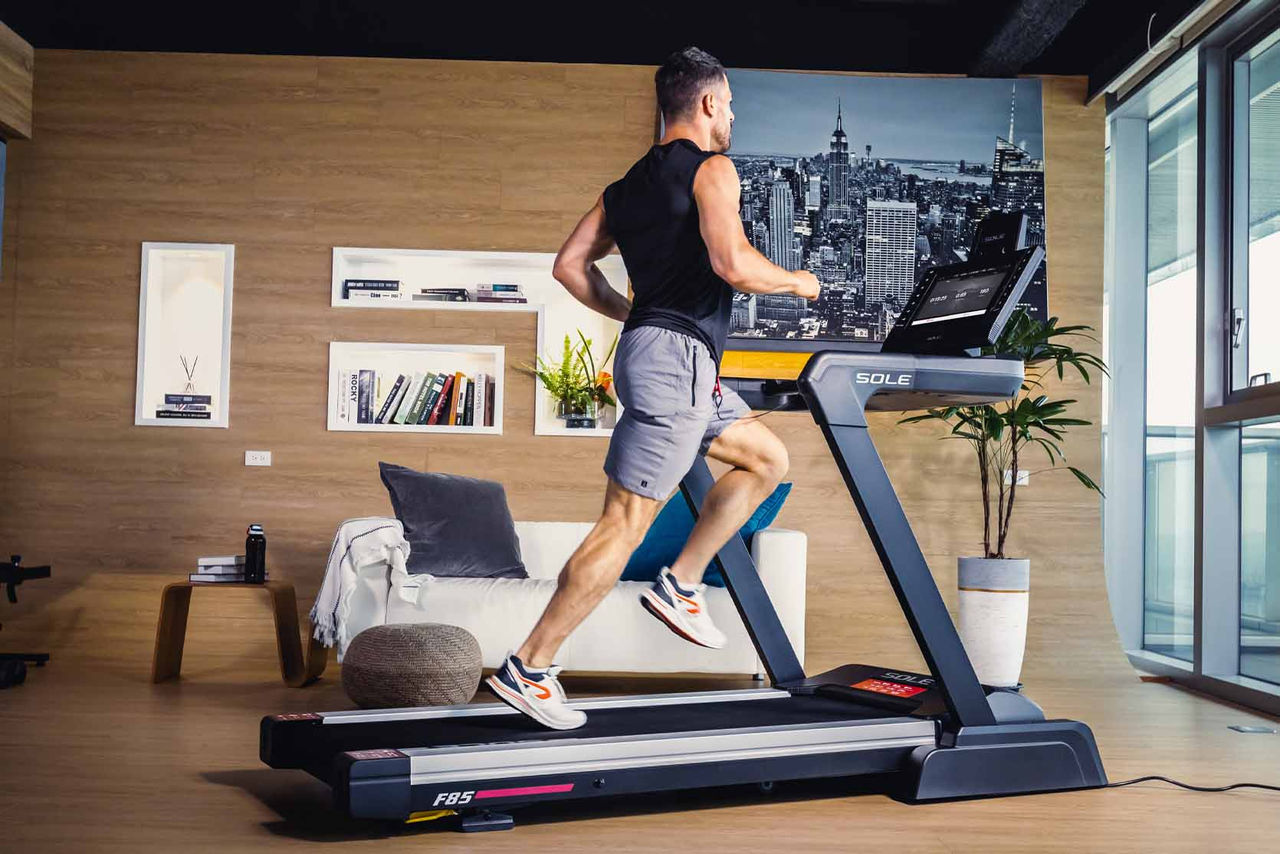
621;482;792;588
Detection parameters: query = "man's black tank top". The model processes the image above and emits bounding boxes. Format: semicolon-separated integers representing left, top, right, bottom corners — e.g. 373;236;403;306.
602;138;734;364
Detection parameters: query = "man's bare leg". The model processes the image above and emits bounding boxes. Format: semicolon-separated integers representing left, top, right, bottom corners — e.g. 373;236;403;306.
667;419;789;588
516;479;662;668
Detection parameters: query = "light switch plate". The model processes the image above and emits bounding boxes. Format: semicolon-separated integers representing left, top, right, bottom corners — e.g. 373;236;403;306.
1003;469;1029;486
245;450;272;467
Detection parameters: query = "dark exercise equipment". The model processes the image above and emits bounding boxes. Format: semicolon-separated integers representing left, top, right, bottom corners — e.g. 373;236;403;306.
1;555;52;689
261;224;1104;831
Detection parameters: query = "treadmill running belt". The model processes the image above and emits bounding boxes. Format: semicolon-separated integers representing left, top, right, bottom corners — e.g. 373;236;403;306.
265;694;890;776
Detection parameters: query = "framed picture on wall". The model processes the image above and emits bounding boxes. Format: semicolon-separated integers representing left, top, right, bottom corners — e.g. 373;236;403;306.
134;242;235;428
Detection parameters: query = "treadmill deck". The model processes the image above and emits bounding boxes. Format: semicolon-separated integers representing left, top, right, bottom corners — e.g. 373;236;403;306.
263;689;938;784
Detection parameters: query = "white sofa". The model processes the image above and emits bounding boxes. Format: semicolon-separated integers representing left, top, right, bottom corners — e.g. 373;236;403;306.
343;520;806;677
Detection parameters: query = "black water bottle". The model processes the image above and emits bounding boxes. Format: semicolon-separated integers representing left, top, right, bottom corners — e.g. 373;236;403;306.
244;524;266;584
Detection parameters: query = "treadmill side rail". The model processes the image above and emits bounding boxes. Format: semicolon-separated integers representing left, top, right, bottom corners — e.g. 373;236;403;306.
337;737;932;822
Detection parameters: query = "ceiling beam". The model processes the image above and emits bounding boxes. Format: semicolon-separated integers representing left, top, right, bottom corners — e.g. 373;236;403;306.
970;0;1091;77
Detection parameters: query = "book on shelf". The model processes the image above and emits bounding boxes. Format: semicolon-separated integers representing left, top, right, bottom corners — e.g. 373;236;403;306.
404;372;435;424
343;279;400;299
456;377;469;426
449;372;465;425
334;368;346;423
475;295;529;304
391;372;423;424
399;372;426;424
426;373;453;424
473;372;486;427
414;373;446;424
347;290;405;302
189;572;271;583
192;564;249;576
463;376;475;426
343;370;360;424
357;370;375;423
485;375;495;427
197;555;245;567
374;374;407;424
414;288;470;303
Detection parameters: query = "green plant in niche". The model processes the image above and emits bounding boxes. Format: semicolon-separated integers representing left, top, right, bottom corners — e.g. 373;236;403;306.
899;308;1108;559
522;330;618;416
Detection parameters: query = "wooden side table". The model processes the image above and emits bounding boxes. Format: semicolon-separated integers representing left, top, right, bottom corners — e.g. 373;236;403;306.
151;580;328;687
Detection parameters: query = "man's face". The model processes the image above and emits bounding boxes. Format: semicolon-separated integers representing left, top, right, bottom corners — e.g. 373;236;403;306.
710;77;733;153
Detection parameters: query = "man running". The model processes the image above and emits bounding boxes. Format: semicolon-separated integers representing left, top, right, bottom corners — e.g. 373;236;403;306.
487;46;821;729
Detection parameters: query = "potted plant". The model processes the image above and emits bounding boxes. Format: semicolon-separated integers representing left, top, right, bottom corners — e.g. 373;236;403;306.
525;331;617;429
900;309;1106;688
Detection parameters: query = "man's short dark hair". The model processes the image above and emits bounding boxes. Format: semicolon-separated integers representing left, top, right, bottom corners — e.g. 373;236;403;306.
655;47;726;121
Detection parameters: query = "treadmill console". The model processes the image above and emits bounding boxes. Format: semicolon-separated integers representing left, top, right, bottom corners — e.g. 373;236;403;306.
725;238;1038;411
880;244;1043;356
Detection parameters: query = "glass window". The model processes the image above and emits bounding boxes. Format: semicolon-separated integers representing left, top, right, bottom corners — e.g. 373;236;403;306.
1241;421;1280;685
1144;91;1198;660
1236;31;1280;389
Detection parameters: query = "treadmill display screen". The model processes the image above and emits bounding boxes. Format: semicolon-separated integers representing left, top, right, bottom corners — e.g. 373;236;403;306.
851;678;929;699
911;269;1007;326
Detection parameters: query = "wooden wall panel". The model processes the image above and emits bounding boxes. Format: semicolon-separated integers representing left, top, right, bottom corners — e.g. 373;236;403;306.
0;52;1123;687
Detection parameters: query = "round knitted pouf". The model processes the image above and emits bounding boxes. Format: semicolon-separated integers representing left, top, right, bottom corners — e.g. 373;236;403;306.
342;624;482;708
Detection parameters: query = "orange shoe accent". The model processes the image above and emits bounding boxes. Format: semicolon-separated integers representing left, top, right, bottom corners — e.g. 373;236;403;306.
671;589;701;615
517;674;552;700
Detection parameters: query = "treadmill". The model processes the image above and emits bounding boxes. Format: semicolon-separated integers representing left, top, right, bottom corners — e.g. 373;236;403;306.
261;235;1106;831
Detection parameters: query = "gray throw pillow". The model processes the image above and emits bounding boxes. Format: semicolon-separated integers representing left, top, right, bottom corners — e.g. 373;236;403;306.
378;462;527;578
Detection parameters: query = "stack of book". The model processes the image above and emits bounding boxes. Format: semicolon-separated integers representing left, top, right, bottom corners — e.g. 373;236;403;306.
335;367;495;427
190;555;268;583
344;279;404;302
157;393;213;420
474;283;527;304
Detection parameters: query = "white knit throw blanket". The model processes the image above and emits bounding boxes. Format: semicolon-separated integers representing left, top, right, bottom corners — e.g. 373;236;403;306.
310;517;410;656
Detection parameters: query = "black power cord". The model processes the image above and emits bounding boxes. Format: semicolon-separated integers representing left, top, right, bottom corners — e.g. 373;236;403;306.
1108;775;1280;794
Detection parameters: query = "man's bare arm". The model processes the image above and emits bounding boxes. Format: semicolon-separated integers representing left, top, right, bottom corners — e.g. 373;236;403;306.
552;196;631;323
694;156;819;300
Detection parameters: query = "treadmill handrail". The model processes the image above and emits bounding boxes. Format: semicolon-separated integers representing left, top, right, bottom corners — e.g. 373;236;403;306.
800;352;1024;427
794;350;1018;729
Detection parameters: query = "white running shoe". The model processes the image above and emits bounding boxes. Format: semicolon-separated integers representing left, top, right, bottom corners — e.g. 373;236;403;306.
640;567;728;649
485;653;587;731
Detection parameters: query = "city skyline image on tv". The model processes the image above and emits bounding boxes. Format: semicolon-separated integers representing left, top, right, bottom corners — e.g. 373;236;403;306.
723;70;1047;347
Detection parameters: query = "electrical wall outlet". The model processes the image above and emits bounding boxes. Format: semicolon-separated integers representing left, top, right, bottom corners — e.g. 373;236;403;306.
1003;469;1029;486
245;450;272;467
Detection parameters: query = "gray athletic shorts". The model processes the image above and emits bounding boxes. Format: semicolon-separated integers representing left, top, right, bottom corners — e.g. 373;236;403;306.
604;326;751;500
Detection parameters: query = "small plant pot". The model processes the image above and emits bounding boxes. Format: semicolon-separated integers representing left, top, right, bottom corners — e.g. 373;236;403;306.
956;557;1029;689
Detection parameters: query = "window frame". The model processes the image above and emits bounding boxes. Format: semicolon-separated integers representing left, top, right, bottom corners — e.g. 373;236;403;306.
1226;17;1280;402
1104;0;1280;716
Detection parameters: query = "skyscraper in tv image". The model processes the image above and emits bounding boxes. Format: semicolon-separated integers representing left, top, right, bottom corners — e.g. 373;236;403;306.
726;72;1047;345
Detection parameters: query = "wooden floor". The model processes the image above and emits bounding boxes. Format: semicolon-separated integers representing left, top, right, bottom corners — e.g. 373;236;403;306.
1;654;1278;853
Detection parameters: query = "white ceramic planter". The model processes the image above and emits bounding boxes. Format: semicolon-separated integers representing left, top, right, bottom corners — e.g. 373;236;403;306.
957;557;1030;688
